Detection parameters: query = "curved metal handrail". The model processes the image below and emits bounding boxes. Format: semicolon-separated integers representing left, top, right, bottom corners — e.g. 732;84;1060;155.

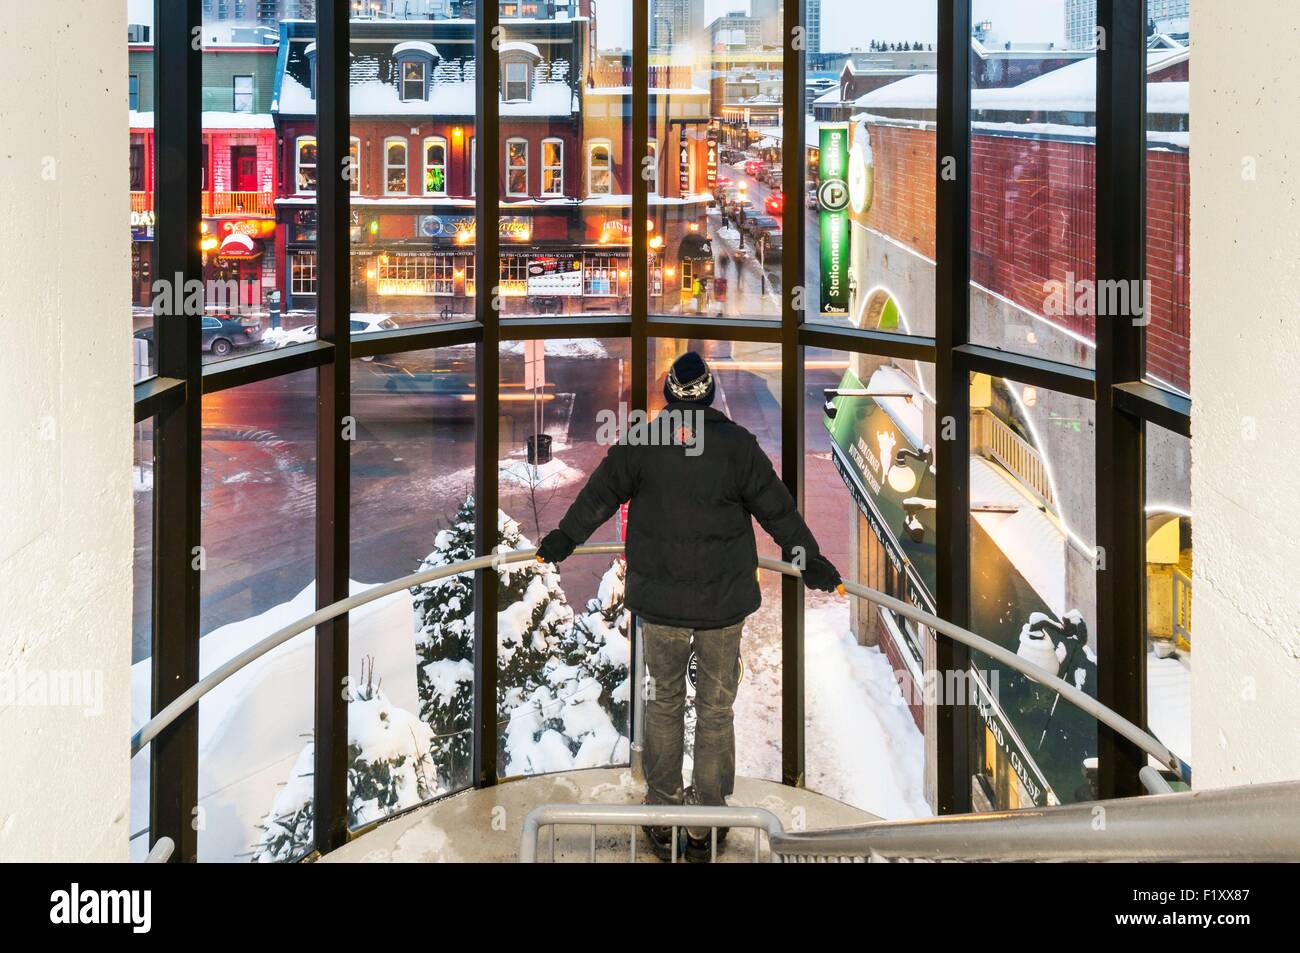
132;543;1186;783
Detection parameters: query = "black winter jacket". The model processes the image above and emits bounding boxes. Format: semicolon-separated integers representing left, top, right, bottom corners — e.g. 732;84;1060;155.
557;403;821;629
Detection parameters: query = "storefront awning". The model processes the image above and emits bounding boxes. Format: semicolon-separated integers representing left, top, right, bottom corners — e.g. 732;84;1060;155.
217;232;260;259
677;232;713;260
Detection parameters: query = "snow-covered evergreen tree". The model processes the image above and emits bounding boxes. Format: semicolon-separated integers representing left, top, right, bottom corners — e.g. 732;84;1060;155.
410;494;631;780
250;658;435;863
411;496;477;790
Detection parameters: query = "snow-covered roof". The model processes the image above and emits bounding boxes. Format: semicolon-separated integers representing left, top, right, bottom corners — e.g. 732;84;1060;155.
129;110;275;130
499;41;542;58
392;40;440;58
970;456;1067;615
854;72;936;110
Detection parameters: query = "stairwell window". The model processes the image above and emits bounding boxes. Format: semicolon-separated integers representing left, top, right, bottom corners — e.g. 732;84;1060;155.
506;138;529;197
385;137;408;195
424;137;448;195
588;139;612;196
541;138;564;196
296;136;317;194
233;75;254;113
402;60;426;102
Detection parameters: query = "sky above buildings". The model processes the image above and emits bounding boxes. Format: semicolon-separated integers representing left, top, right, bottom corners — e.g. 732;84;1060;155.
125;0;1069;54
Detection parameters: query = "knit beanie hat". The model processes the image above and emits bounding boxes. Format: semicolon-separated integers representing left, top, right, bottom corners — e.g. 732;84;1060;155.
664;351;715;406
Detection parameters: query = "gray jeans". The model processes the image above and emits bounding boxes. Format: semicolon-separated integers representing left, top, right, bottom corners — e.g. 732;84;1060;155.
642;621;744;809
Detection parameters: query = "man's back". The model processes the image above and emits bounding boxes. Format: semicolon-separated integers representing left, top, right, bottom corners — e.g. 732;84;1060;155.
558;402;818;629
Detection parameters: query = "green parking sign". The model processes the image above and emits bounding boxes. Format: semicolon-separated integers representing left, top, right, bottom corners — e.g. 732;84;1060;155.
819;124;850;316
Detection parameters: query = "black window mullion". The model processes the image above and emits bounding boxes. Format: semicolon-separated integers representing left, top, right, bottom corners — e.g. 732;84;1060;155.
1094;0;1148;801
473;0;502;789
780;0;807;789
312;0;351;856
934;0;973;816
149;0;203;864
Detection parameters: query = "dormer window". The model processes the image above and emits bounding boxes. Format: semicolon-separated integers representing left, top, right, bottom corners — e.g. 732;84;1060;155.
392;41;439;103
402;61;426;101
504;62;528;101
499;41;542;103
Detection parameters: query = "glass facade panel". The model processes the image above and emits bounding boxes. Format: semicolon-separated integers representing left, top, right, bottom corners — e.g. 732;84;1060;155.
805;347;934;818
969;2;1099;368
198;370;317;862
197;4;294;365
804;2;937;332
1144;11;1192;396
498;1;632;320
968;372;1098;810
650;0;778;319
495;338;633;778
1145;423;1192;781
349;346;479;815
650;338;784;782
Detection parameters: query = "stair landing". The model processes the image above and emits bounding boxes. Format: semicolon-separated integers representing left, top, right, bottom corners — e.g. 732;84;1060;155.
322;767;878;863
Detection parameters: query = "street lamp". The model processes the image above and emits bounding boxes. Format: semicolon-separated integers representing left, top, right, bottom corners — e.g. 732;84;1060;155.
822;386;914;420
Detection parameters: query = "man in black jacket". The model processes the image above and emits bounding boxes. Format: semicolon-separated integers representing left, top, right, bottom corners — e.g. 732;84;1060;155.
535;351;842;861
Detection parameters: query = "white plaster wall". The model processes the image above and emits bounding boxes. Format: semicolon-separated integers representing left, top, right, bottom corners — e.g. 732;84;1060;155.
1190;1;1300;787
0;3;132;859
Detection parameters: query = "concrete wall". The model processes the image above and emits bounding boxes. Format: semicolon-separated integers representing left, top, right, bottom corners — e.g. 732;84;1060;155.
0;3;132;859
1190;0;1300;787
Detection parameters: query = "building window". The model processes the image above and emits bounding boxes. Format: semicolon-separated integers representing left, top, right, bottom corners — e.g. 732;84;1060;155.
506;138;528;196
233;75;254;113
402;60;426;102
130;141;146;192
648;141;659;194
296;136;317;194
503;61;529;101
385;137;408;194
291;252;317;295
470;136;476;196
376;254;456;296
129;73;139;112
500;255;529;294
588;139;612;195
541;138;563;195
349;136;361;194
424;137;448;195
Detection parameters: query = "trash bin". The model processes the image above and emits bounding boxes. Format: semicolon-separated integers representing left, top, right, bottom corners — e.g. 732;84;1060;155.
527;433;552;465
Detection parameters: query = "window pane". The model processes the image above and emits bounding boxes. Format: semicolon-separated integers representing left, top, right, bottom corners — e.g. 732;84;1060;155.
968;373;1098;810
969;4;1099;367
496;338;633;779
806;347;934;818
649;0;764;318
805;3;937;332
649;338;784;783
129;413;153;860
200;4;284;367
343;14;478;335
199;371;318;862
1145;423;1192;782
129;36;154;381
1145;15;1191;395
349;347;479;818
500;2;632;320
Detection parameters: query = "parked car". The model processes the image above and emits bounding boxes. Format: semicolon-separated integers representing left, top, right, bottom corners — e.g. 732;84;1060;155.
743;213;781;243
757;230;783;260
806;186;818;210
759;165;783;186
201;315;260;358
744;158;765;178
765;191;785;215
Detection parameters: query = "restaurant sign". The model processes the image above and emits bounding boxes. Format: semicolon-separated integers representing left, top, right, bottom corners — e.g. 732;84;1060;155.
417;214;531;243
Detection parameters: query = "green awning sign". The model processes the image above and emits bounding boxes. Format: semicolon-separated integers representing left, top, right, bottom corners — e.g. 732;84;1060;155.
819;124;850;316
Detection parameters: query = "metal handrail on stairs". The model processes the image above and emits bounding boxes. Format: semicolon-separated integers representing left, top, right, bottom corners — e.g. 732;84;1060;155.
132;542;1191;859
